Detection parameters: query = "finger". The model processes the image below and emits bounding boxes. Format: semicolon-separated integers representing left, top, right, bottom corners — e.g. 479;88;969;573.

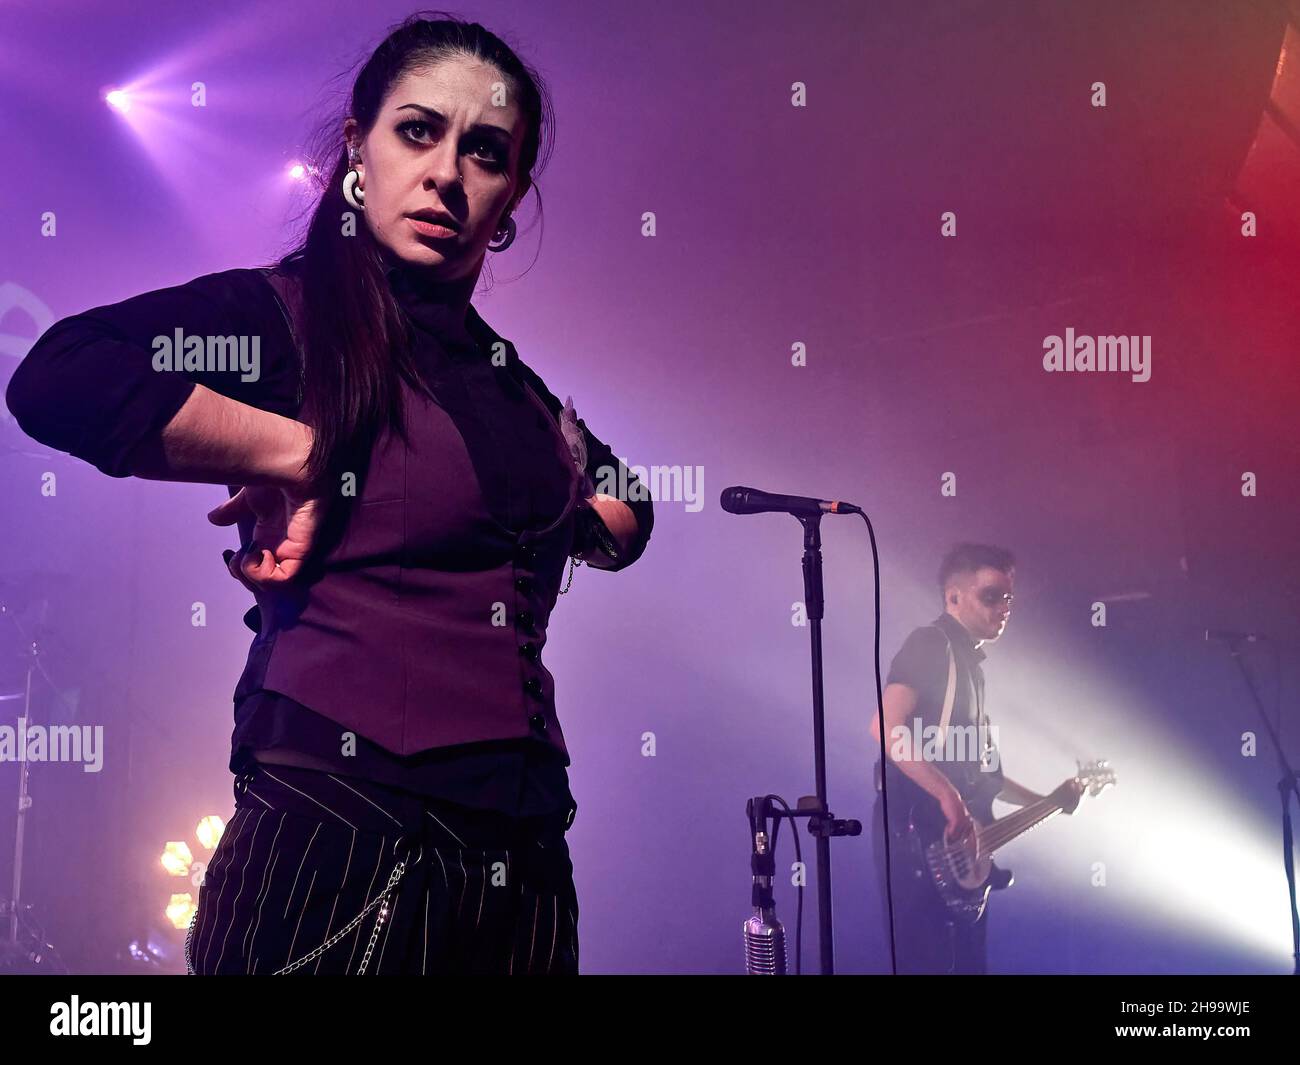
208;489;253;526
254;533;312;583
225;548;254;593
245;555;294;584
240;544;278;585
267;556;305;582
226;548;261;595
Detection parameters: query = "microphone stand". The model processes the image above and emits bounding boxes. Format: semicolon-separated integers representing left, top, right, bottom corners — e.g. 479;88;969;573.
794;512;860;973
728;495;864;974
0;594;72;971
1;602;41;966
1222;636;1299;975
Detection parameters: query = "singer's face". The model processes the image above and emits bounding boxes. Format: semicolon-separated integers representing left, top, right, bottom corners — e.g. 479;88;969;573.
951;567;1015;642
345;56;530;281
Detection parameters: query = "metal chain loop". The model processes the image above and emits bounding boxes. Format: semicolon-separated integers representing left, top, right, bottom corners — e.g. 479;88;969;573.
184;857;411;976
557;555;581;595
351;860;406;976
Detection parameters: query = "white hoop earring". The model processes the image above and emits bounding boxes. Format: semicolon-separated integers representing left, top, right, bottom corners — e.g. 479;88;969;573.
342;168;365;210
487;215;516;252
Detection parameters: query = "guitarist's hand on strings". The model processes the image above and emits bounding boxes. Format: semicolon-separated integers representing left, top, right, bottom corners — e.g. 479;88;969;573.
940;788;977;851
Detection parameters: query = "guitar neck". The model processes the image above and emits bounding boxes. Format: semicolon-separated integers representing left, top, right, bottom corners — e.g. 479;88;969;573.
975;794;1067;855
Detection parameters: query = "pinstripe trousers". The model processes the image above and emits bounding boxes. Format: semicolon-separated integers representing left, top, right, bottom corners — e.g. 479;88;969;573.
185;762;579;974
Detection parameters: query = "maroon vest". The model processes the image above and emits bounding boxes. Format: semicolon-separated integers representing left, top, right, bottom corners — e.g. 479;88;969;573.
233;269;582;758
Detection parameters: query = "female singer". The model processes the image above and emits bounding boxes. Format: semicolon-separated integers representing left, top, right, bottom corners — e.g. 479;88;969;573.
5;13;653;974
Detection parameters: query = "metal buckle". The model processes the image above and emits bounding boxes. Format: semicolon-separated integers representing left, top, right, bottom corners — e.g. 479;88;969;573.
392;835;423;867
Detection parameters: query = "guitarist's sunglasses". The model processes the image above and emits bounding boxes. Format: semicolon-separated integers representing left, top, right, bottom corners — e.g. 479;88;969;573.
977;589;1015;607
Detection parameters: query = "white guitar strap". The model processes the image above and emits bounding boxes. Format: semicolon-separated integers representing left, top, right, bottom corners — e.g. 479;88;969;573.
933;624;958;742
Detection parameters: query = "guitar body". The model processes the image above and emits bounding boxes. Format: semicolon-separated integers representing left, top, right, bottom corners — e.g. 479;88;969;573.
881;760;1113;926
895;770;1010;925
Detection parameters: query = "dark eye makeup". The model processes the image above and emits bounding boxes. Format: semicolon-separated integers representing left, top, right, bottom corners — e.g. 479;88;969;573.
394;120;507;168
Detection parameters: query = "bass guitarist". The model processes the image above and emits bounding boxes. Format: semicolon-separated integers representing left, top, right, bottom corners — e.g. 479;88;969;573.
870;543;1084;973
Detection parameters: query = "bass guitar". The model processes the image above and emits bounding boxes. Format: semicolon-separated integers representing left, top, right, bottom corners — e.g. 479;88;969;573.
897;760;1116;923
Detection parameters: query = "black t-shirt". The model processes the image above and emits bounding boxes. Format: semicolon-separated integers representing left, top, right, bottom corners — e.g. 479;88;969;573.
880;612;1004;809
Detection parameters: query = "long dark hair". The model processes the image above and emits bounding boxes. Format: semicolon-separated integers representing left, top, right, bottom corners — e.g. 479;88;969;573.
276;11;555;488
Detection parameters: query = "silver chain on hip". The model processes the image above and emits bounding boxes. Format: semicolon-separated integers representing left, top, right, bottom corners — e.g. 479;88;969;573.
348;859;406;976
183;857;411;976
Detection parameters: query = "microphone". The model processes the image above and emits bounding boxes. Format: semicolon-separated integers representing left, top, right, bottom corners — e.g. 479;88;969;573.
744;822;787;975
1205;629;1269;643
743;909;787;975
720;485;862;517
